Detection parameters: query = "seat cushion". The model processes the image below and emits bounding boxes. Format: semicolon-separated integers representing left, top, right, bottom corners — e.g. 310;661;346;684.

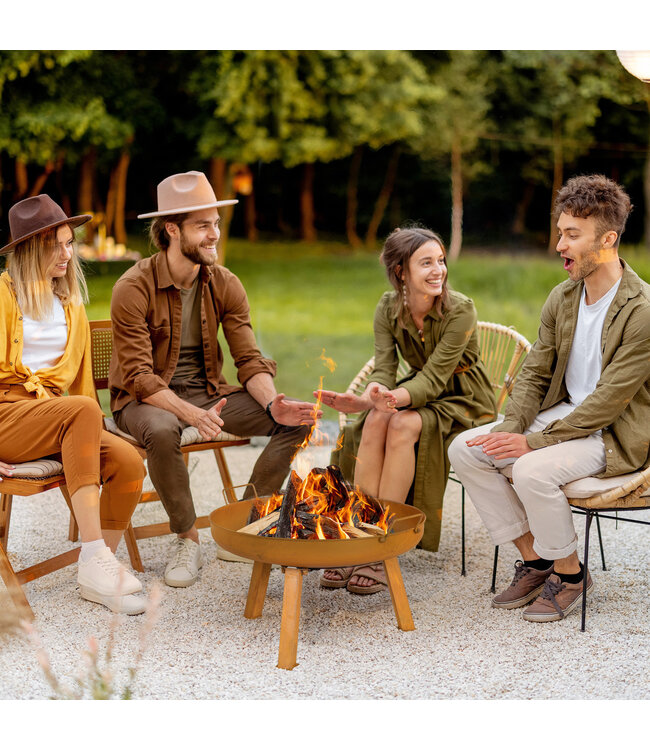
499;464;650;498
103;417;247;446
11;459;64;478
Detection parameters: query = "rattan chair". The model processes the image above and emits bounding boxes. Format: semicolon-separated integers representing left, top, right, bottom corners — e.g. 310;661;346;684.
452;322;532;576
0;459;76;620
68;319;251;571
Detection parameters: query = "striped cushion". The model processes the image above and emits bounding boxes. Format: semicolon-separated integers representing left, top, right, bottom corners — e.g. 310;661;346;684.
103;417;247;446
499;464;650;499
11;459;64;478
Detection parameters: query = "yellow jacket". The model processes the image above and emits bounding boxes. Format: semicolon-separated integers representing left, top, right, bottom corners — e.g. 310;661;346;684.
0;271;95;400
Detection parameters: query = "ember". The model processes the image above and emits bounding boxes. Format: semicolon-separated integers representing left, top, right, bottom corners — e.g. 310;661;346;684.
239;465;394;540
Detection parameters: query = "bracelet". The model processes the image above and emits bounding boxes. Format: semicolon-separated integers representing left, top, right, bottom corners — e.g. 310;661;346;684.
265;400;276;423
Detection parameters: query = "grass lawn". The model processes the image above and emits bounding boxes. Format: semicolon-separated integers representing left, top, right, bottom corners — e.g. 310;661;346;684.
84;239;650;404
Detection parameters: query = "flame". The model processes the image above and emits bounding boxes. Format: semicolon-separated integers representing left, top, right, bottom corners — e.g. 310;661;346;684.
319;349;337;373
252;465;395;540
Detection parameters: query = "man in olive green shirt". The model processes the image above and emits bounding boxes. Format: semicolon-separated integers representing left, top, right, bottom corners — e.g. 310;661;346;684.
449;174;650;623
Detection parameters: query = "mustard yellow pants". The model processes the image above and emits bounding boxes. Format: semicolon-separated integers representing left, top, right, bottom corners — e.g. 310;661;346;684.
0;387;145;530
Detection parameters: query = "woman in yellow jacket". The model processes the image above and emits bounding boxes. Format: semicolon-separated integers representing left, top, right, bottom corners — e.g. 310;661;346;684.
0;194;146;615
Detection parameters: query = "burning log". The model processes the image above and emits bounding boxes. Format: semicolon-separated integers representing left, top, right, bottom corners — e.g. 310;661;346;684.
276;470;301;538
240;465;394;540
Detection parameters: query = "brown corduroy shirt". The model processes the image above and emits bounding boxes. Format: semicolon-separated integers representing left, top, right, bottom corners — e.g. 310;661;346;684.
109;252;277;414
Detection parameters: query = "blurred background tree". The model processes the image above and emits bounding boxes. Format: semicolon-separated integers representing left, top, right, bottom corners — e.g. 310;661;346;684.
1;49;648;256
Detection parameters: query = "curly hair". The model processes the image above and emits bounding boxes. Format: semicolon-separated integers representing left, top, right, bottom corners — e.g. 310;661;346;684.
554;174;633;246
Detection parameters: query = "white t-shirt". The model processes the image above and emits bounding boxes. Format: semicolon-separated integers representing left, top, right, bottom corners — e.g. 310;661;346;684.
564;278;621;407
21;296;68;372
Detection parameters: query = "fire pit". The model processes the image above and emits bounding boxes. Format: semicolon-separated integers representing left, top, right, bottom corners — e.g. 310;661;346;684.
210;482;424;670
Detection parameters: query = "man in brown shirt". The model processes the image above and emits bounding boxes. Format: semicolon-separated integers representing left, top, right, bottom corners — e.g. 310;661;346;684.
109;171;320;587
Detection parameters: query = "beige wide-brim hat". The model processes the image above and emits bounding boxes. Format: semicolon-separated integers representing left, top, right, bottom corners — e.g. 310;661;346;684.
138;170;238;219
0;194;92;256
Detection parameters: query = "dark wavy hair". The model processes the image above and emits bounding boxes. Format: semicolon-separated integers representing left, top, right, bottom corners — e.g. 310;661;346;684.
380;226;451;327
148;212;191;251
554;174;633;247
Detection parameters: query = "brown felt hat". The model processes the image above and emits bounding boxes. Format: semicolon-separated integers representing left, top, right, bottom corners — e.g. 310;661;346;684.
137;170;238;219
0;194;92;256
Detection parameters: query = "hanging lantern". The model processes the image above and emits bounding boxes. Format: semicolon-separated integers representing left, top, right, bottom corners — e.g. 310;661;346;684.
232;166;253;196
616;51;650;83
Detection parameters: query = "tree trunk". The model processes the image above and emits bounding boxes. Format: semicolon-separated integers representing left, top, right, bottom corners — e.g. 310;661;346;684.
27;161;55;197
448;140;464;262
245;185;258;242
511;181;535;236
346;146;363;248
365;145;401;248
14;159;28;199
105;163;119;237
644;99;650;250
548;123;564;254
77;148;97;243
209;157;237;265
113;150;131;245
300;162;317;242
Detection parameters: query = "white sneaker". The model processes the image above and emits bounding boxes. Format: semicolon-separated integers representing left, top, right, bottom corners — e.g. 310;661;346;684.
79;589;147;615
78;547;142;596
164;537;202;588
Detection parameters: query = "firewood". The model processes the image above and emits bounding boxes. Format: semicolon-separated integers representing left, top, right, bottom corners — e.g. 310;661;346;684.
238;510;281;535
340;524;372;538
276;470;301;538
325;465;352;510
358;522;387;536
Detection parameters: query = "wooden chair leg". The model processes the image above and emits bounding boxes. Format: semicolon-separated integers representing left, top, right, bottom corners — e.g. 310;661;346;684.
0;493;12;550
214;448;237;504
123;524;144;573
0;540;34;621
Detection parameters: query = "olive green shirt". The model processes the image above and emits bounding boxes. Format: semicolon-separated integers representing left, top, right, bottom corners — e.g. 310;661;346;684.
493;260;650;477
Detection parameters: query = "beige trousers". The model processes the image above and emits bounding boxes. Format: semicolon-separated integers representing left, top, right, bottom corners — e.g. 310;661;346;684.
448;403;606;559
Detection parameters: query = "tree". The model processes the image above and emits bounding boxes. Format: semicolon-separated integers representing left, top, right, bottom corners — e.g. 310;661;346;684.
410;51;494;260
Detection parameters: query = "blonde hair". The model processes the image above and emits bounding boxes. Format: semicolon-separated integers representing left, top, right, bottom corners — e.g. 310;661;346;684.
6;225;88;319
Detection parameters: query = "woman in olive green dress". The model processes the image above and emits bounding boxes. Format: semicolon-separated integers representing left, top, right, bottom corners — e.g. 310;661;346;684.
319;227;496;592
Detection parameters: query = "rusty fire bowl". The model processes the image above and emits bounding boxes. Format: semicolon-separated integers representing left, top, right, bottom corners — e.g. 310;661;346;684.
209;499;425;569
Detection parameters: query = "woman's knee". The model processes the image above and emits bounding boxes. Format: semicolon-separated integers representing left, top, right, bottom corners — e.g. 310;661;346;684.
65;395;103;423
361;409;392;440
386;410;422;446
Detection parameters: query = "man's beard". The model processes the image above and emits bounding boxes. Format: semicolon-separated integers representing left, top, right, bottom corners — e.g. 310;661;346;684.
180;233;216;266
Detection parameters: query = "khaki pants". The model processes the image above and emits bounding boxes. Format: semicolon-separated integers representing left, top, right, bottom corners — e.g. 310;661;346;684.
448;403;607;559
114;384;310;534
0;387;145;531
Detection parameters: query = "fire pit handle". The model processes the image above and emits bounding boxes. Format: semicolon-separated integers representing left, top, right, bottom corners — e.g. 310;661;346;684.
222;483;258;505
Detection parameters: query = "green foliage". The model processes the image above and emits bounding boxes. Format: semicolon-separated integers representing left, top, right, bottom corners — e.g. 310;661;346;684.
192;51;438;167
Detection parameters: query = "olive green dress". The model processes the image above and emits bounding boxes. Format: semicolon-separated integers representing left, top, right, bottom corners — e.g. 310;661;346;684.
331;290;496;552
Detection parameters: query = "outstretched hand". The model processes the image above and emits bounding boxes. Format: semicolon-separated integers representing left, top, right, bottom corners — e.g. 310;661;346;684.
316;389;368;414
270;393;322;426
368;385;398;413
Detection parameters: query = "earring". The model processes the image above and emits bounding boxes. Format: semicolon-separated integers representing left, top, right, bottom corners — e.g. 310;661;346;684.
403;282;408;308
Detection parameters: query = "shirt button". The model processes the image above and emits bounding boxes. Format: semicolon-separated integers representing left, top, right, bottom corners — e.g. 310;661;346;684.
18;316;23;321
608;449;613;453
9;361;12;365
13;339;18;343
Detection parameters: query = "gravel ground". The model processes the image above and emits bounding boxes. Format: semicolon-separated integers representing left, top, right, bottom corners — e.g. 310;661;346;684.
1;422;649;700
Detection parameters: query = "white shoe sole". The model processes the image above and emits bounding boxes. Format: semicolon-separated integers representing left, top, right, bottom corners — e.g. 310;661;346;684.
80;586;147;615
522;581;594;622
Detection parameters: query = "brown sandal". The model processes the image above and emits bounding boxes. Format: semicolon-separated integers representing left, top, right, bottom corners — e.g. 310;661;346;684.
320;567;354;589
346;563;387;595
